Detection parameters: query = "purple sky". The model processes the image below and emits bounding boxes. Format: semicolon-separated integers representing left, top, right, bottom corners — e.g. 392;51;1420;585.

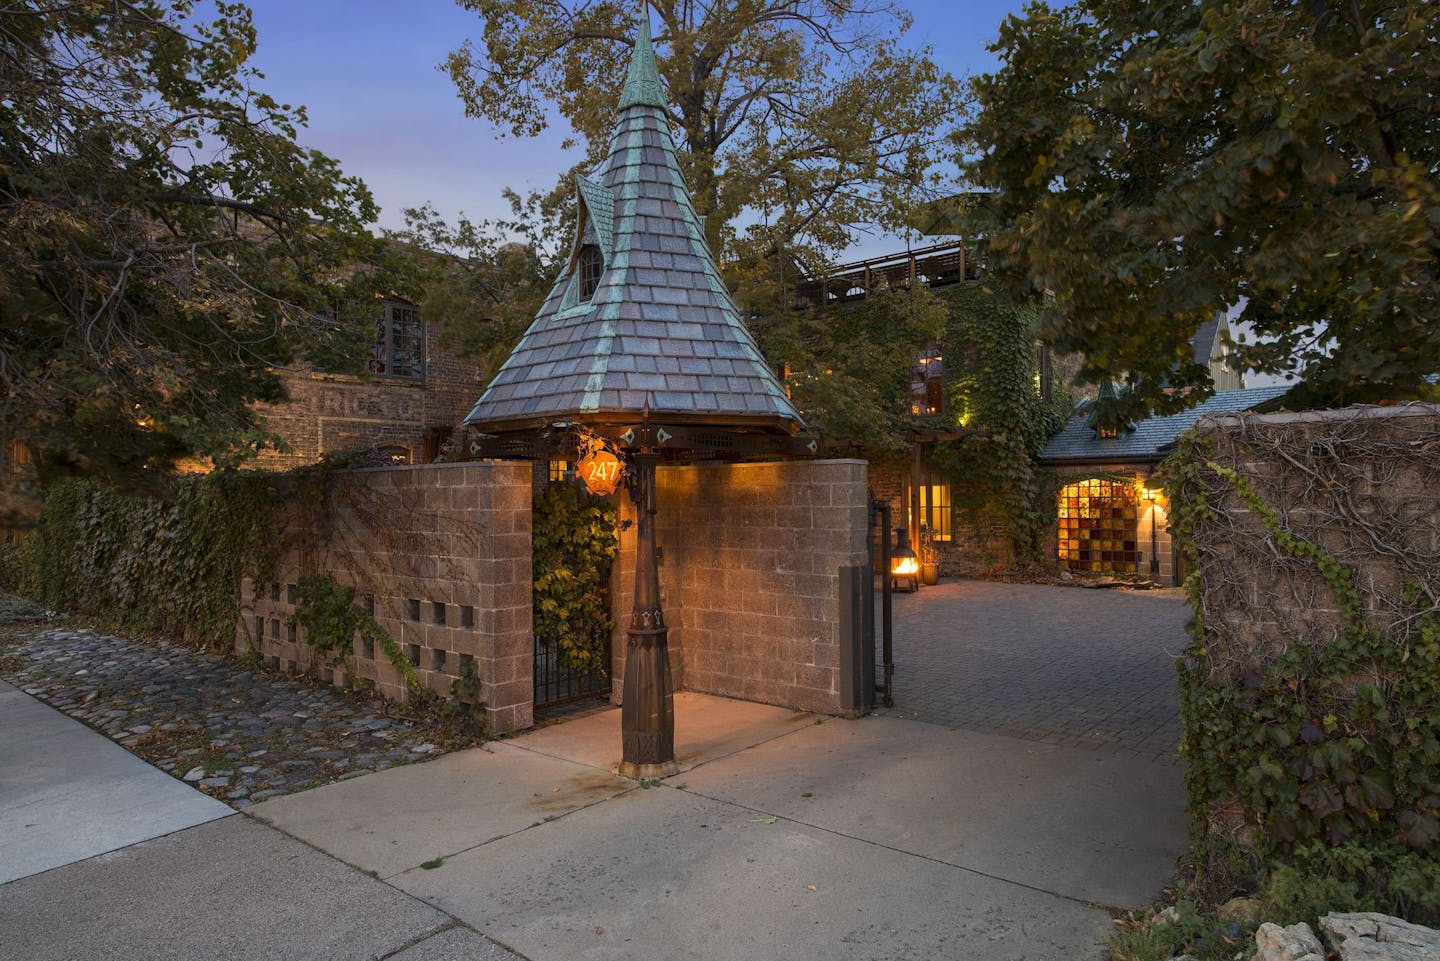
241;0;1026;260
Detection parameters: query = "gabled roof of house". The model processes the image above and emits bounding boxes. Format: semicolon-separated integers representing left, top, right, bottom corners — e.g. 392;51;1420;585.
1191;313;1223;367
464;12;802;434
1040;385;1293;465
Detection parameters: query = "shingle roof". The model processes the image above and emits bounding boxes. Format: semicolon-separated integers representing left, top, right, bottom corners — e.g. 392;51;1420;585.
465;12;803;434
1040;385;1293;465
1191;313;1222;367
574;175;614;257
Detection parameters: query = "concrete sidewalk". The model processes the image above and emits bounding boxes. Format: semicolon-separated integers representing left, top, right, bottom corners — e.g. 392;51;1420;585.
0;680;523;961
249;693;1186;960
0;678;230;884
2;687;1187;961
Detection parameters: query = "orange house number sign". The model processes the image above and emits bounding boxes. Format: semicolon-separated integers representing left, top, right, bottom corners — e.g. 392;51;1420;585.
577;446;624;496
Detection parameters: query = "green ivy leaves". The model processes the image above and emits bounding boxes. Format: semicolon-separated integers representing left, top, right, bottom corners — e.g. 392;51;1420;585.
1166;431;1440;900
12;474;275;649
291;576;417;691
532;483;618;676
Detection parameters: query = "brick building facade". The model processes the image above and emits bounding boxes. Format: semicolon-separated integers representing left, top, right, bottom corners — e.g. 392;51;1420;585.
253;299;487;471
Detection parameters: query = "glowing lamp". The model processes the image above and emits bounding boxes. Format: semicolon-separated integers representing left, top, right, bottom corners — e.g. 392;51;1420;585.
890;526;920;592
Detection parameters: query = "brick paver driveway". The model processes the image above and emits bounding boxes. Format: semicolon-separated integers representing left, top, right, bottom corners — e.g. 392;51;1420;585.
875;580;1189;759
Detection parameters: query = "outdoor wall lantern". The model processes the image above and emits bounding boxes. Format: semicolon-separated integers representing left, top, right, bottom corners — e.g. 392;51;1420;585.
891;526;920;592
1140;483;1162;574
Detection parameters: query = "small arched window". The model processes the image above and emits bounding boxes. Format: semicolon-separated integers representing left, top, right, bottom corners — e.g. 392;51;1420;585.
577;244;604;301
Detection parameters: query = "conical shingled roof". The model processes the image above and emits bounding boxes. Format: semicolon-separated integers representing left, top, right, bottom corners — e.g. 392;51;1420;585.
464;12;803;434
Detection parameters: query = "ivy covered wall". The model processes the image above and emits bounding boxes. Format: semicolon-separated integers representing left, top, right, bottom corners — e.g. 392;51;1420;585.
9;474;277;649
927;283;1072;569
1167;404;1440;919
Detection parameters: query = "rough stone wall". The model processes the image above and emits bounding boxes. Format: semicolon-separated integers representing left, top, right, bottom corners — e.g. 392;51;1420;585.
1189;405;1440;666
1183;404;1440;854
253;327;485;470
610;459;869;714
238;461;534;733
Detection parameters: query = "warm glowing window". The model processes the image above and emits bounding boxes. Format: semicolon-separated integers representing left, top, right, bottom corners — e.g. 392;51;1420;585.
1056;478;1139;574
578;244;604;300
910;346;944;416
368;301;424;379
919;483;952;542
548;460;571;483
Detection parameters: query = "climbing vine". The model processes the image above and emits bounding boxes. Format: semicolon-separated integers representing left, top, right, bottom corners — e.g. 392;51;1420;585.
1165;411;1440;919
532;481;619;676
290;575;418;691
926;284;1071;566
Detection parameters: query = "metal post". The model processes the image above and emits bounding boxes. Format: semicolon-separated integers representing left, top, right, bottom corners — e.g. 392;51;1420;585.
875;499;894;708
1149;503;1160;575
619;452;678;778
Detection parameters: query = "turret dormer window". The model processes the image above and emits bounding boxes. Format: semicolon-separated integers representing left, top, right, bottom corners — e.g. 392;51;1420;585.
578;244;604;301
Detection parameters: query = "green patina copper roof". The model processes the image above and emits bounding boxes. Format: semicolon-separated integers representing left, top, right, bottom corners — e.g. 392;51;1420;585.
574;174;614;256
465;4;803;435
617;11;665;111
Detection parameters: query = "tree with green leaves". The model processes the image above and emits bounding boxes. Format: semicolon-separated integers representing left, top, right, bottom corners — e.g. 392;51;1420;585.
0;0;380;495
777;281;948;451
385;199;556;380
445;0;960;263
966;0;1439;416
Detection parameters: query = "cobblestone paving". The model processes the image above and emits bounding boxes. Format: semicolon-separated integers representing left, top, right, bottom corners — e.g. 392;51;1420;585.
875;580;1189;760
1;626;454;808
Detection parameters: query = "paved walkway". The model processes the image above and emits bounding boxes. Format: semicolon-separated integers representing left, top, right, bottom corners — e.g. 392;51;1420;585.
2;687;1186;961
2;588;1192;960
0;678;230;884
877;581;1189;759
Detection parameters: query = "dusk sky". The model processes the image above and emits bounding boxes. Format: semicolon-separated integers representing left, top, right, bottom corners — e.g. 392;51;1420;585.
241;0;1027;260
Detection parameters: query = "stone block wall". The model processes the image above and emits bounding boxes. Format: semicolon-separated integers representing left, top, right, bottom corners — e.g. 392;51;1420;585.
610;459;870;714
237;461;534;733
1187;405;1440;664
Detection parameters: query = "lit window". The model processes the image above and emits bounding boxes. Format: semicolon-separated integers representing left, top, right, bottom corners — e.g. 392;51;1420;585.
910;346;944;416
578;245;604;301
1097;424;1119;439
548;460;571;483
919;483;952;542
368;301;424;378
908;467;952;543
1056;477;1139;574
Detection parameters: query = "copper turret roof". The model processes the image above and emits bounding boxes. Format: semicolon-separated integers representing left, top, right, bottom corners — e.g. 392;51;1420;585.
464;9;803;434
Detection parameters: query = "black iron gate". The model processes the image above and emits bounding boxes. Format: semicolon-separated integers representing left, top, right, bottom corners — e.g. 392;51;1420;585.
533;615;613;712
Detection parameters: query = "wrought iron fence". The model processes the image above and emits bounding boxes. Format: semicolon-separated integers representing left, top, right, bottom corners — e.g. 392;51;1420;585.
533;625;612;711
